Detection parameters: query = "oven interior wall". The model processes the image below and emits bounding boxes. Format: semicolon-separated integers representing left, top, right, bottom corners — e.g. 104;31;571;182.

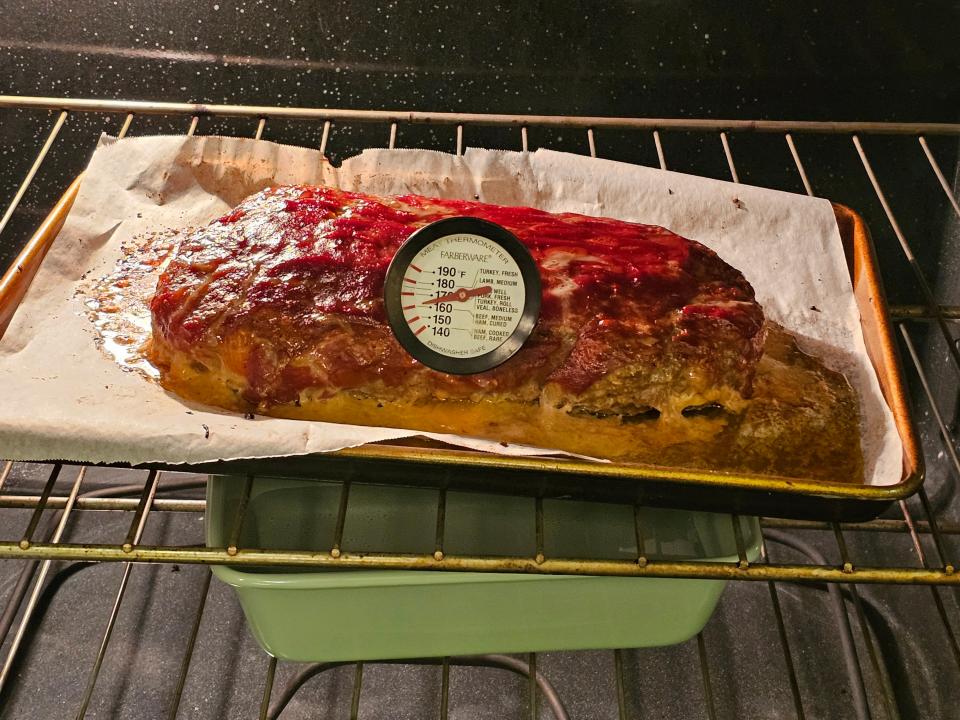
1;2;959;718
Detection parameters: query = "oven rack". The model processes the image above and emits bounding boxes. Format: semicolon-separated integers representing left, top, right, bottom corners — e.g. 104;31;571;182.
1;94;960;581
0;463;954;720
0;95;959;717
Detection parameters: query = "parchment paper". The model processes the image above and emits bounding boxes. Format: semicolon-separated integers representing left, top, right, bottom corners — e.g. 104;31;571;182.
0;135;903;485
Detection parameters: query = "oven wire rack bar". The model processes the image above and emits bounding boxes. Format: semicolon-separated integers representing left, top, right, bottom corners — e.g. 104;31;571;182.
1;95;959;720
4;94;960;135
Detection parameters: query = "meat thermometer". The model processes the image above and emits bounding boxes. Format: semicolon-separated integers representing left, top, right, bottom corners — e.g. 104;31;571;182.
384;217;541;374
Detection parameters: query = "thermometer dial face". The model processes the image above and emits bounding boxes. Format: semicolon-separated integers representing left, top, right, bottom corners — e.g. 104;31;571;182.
384;217;541;374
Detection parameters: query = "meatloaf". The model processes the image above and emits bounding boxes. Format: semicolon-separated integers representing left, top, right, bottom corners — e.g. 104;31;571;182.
147;185;862;480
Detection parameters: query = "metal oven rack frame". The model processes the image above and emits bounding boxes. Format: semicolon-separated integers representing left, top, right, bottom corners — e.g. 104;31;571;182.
1;95;959;719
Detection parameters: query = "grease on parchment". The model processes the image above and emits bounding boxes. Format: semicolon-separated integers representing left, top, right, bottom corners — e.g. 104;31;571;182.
76;230;179;380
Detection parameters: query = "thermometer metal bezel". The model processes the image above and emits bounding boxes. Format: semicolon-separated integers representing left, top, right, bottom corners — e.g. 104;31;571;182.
384;216;541;375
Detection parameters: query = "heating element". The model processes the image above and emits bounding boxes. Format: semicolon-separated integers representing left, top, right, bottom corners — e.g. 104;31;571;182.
0;94;959;718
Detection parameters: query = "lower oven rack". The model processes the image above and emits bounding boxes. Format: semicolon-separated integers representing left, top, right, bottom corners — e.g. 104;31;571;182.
1;463;959;586
1;95;959;718
1;462;956;719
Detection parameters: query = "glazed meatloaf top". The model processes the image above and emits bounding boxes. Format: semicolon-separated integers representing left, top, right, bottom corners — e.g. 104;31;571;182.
149;185;766;420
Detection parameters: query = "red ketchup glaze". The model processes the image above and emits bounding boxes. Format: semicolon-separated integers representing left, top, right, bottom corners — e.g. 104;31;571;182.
217;209;246;224
152;185;765;404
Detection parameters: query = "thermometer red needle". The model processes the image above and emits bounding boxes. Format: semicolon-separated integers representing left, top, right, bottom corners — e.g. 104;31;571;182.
422;285;493;305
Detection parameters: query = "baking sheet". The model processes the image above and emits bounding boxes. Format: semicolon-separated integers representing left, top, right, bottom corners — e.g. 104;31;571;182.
0;134;902;485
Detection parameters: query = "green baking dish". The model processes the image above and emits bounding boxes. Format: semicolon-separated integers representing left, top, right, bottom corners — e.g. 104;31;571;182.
206;475;761;662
